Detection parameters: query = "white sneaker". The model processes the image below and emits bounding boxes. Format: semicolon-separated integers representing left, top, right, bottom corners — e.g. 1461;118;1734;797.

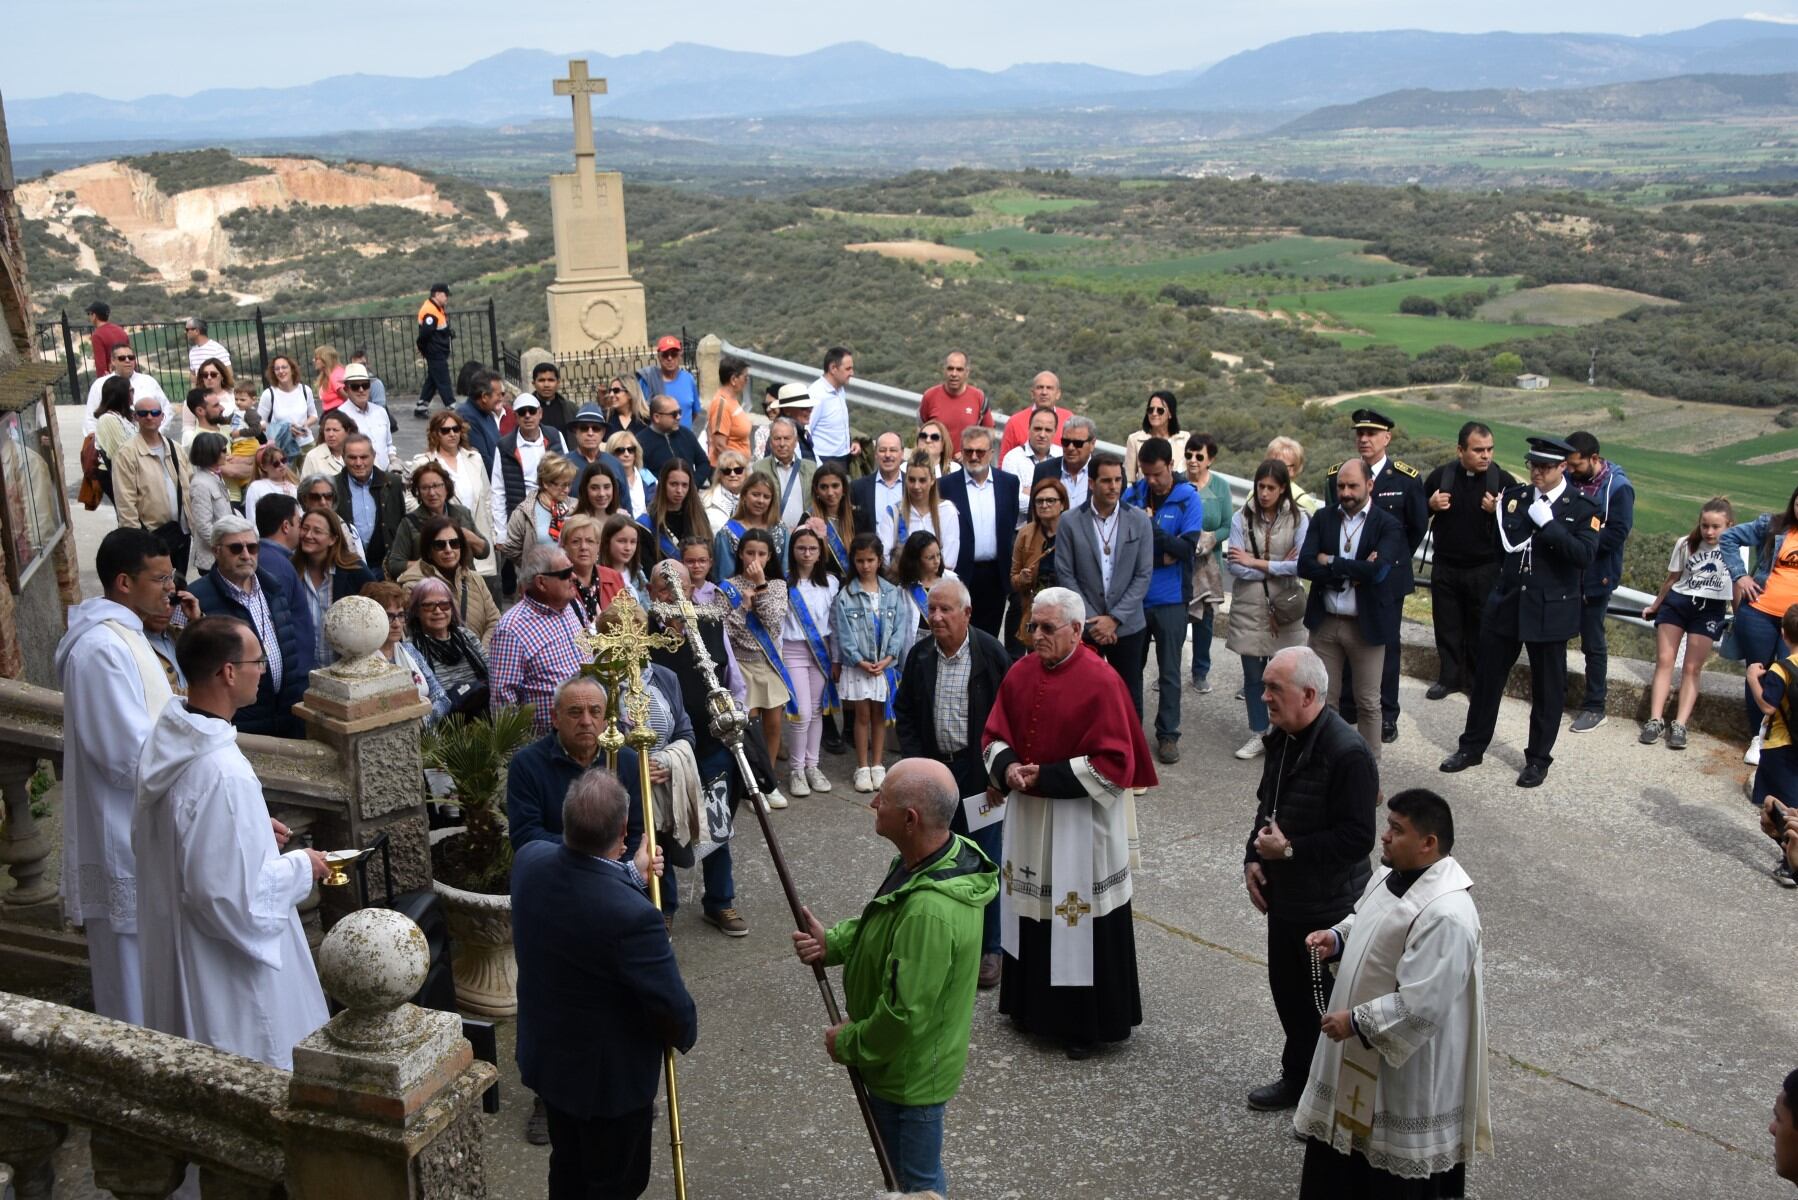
853;767;874;793
806;766;832;792
788;771;810;798
765;787;789;810
1234;734;1267;760
1748;733;1764;766
871;764;887;787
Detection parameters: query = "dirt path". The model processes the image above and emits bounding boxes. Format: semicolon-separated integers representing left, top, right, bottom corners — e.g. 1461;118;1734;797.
1308;383;1457;407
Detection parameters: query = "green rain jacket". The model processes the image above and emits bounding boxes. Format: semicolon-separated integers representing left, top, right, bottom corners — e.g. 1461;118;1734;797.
824;833;998;1106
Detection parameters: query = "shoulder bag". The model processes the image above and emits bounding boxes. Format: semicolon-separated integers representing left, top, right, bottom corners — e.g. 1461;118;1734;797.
1248;512;1307;631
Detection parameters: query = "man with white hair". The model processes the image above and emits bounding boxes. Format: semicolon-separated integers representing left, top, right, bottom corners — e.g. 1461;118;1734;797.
895;577;1013;988
188;515;311;737
1241;645;1379;1113
982;586;1157;1059
489;544;588;735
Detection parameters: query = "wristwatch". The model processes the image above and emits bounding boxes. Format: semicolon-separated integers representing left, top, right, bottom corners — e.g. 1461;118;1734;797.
1282;844;1294;859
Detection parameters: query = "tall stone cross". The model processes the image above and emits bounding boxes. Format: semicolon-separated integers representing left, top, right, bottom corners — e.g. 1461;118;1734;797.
553;60;606;187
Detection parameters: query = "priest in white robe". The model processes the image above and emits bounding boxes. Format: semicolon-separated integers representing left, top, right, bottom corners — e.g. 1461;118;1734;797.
1295;788;1492;1199
55;529;182;1024
133;615;329;1070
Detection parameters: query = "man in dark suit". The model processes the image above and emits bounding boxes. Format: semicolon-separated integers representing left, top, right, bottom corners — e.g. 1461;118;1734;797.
513;770;697;1200
333;434;407;578
894;577;1012;988
1298;458;1409;763
1032;415;1097;513
1326;408;1429;743
1422;421;1516;700
188;515;312;738
936;426;1019;638
252;493;317;671
1054;451;1154;714
1441;436;1602;788
453;369;506;475
850;431;908;543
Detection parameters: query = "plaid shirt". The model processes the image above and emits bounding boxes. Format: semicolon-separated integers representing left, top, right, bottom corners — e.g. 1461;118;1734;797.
219;573;283;691
487;595;587;734
933;632;973;754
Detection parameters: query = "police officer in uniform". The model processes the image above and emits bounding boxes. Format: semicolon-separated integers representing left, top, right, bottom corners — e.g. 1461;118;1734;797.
1439;436;1602;788
413;283;456;418
1326;408;1427;743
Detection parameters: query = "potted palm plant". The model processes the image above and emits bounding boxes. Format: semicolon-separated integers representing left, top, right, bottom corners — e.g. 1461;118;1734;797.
425;704;533;1018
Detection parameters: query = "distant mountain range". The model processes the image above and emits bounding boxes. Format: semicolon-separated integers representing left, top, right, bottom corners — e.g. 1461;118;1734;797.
13;20;1798;144
1276;71;1798;134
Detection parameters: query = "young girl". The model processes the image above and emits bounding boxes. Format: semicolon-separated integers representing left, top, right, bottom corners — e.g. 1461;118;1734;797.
801;462;857;576
715;473;788;579
600;513;649;608
881;451;960;569
641;457;713;570
1640;496;1735;748
832;532;907;794
780;527;842;799
722;529;795;808
892;530;956;657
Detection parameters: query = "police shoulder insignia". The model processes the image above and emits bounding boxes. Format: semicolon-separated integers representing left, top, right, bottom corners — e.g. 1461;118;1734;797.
1390;458;1420;478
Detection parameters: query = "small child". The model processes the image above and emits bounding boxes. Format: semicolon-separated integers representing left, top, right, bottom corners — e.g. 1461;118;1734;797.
1639;496;1733;748
892;529;956;659
722;529;793;809
1746;602;1798;886
832;532;907;794
232;383;264;438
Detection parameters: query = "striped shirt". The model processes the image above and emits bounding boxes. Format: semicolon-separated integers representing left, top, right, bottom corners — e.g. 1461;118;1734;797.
487;595;587;734
219;574;283;691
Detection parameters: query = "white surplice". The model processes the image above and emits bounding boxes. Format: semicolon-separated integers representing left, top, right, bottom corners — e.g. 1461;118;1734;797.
55;597;174;1023
1295;857;1493;1180
133;701;327;1069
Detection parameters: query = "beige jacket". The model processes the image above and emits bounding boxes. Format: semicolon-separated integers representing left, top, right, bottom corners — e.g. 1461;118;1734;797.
112;432;192;531
396;561;501;647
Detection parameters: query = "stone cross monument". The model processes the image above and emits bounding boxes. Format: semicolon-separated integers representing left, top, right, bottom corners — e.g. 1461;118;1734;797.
546;59;649;355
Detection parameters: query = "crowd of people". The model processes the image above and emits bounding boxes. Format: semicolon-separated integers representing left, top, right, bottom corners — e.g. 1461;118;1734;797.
65;302;1798;1199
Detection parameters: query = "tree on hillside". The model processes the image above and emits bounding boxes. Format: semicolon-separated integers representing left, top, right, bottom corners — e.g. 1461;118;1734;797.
1399;295;1440;316
1490;351;1525;379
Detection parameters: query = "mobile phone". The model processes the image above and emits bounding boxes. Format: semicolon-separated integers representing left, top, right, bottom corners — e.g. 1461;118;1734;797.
1773;802;1789;835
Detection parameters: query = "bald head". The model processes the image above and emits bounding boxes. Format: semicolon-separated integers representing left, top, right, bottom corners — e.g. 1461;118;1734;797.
1030;372;1062;409
883;759;958;831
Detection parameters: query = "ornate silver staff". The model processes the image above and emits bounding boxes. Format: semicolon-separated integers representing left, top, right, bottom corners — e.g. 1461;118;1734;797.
647;560;897;1191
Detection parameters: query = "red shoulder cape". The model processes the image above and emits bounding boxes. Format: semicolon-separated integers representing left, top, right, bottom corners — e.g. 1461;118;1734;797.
982;643;1158;790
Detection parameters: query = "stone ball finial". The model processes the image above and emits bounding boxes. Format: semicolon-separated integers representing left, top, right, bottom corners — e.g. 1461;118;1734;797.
323;595;393;678
318;908;428;1014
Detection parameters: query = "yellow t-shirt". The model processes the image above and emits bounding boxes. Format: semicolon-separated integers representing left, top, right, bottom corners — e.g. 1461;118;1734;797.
1766;659;1796;752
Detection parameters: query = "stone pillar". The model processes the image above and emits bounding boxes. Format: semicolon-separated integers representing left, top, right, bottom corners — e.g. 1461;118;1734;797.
518;346;554;390
0;752;55;909
696;333;722;402
282;909;496;1200
292;598;434;903
89;1129;187;1199
0;1112;66;1200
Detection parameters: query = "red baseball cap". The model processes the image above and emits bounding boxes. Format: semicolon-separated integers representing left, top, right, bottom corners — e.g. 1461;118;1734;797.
655;335;682;354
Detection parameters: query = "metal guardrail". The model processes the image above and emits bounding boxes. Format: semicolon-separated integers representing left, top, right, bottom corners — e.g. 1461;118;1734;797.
719;341;1662;630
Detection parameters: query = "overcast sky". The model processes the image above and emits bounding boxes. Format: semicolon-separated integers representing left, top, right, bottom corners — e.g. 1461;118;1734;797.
4;1;1789;98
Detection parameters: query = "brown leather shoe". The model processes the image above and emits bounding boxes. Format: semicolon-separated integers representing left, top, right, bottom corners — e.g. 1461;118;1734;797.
977;952;1001;990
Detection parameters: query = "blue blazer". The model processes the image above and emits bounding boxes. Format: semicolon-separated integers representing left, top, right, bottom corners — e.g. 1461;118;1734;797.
937;468;1019;584
506;732;643;858
1297;503;1408;647
512;842;698;1119
453;400;501;474
189;567;313;736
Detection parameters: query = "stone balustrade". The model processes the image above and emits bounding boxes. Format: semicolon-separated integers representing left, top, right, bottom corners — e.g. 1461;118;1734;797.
0;908;494;1199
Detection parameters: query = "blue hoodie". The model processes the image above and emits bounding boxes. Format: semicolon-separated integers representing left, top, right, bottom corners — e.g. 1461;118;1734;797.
1124;477;1205;608
1573;460;1634;596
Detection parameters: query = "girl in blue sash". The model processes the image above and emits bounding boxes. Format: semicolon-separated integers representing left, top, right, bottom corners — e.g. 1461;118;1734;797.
832;532;908;794
723;529;797;806
599;513;650;609
892;529;958;660
800;462;858;576
881;450;961;573
639;457;713;573
779;527;842;800
714;473;788;581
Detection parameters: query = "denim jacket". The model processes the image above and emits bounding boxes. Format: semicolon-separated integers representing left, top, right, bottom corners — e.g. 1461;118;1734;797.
832;576;907;665
1719;512;1789;587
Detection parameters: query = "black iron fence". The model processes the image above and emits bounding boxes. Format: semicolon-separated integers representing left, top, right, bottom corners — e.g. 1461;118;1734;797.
544;330;694;406
36;302;503;408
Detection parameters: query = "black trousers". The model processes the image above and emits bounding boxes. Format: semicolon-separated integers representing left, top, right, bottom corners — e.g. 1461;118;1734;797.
1337;640;1401;726
962;558;1007;637
1430;561;1500;692
1457;630;1567;769
1267;913;1330;1084
416;354;453;410
1093;627;1148;717
545;1102;655;1200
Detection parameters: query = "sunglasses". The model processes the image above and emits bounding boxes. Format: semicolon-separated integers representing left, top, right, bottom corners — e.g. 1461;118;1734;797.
1023;620;1067;634
1147;405;1167;414
918;432;943;442
306;491;335;501
135;409;162;419
659;350;682;358
114;354;137;363
964;447;989;458
346;382;371;391
544;566;576;581
607;386;628;395
200;370;222;378
616;447;636;455
267;456;287;467
431;538;463;550
220;542;259;556
1062;438;1090;449
418;600;452;613
721;466;746;476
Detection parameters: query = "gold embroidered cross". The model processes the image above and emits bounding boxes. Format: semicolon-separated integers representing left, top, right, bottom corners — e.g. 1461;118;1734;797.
1347;1084;1366;1118
1002;860;1014;896
1055;890;1092;927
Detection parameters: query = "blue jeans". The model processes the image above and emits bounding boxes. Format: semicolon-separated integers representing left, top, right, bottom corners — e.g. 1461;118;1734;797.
866;1094;948;1196
966;818;1003;955
661;842;735;915
1578;592;1613;711
1735;602;1785;735
1189;607;1216;681
1143;603;1189;742
1241;654;1271;732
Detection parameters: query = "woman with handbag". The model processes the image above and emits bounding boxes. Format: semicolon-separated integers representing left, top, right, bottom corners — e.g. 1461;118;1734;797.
1224;457;1311;760
86;375;135;508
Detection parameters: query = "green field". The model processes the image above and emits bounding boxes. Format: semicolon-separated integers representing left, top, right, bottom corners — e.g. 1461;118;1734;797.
1475;283;1675;327
1263;276;1560;352
1369;392;1796;541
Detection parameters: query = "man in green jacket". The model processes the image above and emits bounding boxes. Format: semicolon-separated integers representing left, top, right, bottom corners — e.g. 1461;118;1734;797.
793;757;997;1197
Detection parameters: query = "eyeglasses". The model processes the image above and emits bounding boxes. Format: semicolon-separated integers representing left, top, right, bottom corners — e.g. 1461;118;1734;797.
135;409;162;419
721;466;745;476
385;611;406;623
616;447;636;456
1024;620;1067;634
267;456;287;467
607;386;628;395
200;370;222;378
232;655;269;670
516;405;540;414
963;447;989;459
306;491;335;502
346;382;371;391
1062;438;1090;449
136;570;177;586
431;538;463;550
418;600;453;613
1034;496;1063;506
918;432;943;442
219;542;259;556
114;354;136;363
659;349;682;358
543;566;576;581
1147;405;1167;415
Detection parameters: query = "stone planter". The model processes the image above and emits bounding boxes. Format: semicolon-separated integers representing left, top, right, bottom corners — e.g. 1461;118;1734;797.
429;827;515;1019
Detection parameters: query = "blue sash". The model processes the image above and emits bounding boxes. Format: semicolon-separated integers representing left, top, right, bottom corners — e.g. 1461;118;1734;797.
741;587;801;720
791;583;840;718
724;519;746;548
872;606;900;725
716;578;745;610
908;583;928;621
775;461;803;523
888;505;907;552
822;518;850;571
639;514;678;561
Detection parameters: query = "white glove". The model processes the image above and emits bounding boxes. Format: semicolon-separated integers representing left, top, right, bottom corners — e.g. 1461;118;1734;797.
1528;497;1555;527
